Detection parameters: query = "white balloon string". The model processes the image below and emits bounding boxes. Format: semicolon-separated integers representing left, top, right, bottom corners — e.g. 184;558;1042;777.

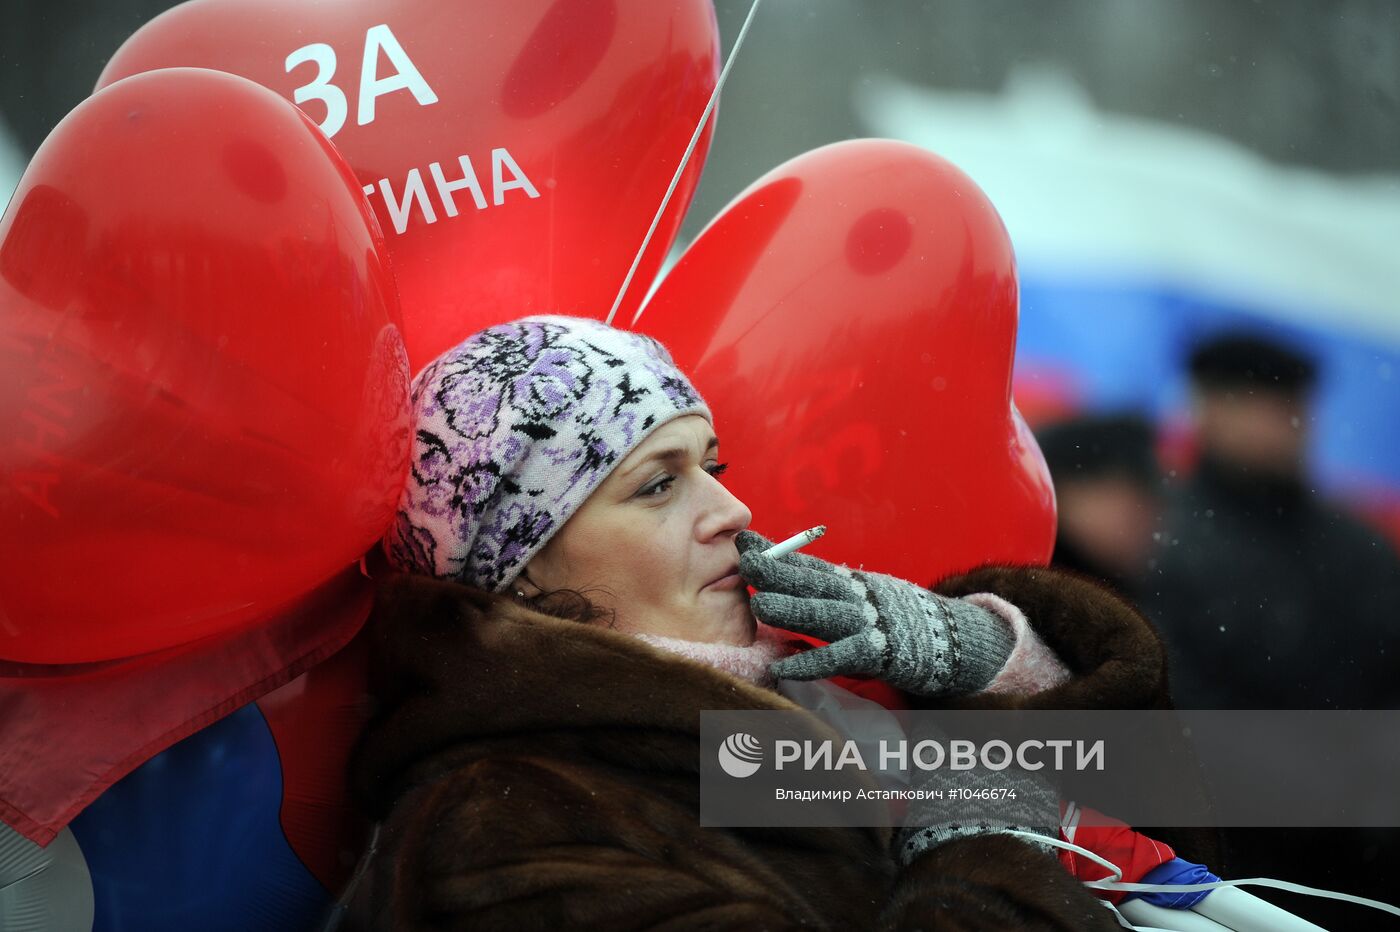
999;829;1400;922
604;0;764;327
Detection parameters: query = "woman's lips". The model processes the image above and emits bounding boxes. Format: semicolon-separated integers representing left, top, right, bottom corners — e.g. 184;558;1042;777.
704;572;744;591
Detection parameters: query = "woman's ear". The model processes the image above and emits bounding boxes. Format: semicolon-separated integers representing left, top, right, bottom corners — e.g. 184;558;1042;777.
518;535;565;598
510;569;534;599
513;562;547;599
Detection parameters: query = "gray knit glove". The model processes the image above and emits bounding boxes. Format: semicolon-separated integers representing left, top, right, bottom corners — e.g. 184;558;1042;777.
735;531;1016;696
896;751;1061;864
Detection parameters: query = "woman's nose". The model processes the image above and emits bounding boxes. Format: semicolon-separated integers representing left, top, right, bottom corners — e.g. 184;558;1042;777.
699;474;752;541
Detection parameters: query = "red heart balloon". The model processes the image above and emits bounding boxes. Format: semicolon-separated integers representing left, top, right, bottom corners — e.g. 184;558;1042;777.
99;0;720;373
0;68;409;663
637;139;1055;586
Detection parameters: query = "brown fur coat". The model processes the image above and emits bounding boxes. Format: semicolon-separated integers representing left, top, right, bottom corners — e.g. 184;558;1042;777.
345;565;1174;931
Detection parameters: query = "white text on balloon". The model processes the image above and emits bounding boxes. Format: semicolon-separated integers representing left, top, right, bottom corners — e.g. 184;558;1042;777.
285;23;438;139
363;149;541;236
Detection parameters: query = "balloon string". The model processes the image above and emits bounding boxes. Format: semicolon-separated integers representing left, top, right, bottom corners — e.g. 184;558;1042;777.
604;0;764;327
1001;829;1400;921
319;821;381;932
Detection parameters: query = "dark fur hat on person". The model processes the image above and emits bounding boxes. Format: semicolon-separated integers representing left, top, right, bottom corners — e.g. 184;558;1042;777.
1036;413;1159;488
1187;331;1318;395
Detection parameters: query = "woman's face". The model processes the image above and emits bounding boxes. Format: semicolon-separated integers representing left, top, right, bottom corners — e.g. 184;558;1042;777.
518;415;756;646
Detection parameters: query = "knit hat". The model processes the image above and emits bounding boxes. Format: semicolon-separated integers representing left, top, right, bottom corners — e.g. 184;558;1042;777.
1187;332;1318;396
385;315;710;591
1036;413;1159;488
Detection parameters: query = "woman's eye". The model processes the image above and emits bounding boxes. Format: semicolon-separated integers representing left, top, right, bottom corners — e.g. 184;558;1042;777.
638;463;726;499
639;475;675;497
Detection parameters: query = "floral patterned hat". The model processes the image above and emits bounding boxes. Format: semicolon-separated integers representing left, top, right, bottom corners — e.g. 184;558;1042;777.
385;316;710;591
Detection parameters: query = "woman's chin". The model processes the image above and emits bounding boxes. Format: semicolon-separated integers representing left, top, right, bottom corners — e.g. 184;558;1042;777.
713;603;758;647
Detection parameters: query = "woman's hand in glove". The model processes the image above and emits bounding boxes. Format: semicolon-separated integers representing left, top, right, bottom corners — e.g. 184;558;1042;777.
897;719;1063;864
735;530;1015;696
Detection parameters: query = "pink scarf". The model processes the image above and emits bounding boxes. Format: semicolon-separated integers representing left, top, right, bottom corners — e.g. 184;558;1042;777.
631;623;798;689
629;595;1070;696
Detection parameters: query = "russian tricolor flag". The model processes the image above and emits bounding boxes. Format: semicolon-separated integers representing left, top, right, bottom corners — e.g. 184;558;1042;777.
860;66;1400;546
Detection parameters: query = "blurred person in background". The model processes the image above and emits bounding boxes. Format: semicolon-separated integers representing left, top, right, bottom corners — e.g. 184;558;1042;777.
1144;331;1400;711
1143;331;1400;929
1037;413;1162;606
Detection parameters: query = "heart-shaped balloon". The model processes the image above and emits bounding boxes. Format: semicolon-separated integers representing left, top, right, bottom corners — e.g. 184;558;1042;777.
0;68;409;663
637;139;1055;586
99;0;720;372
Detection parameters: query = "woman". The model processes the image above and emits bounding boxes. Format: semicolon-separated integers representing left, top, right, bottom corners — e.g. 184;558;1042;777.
346;316;1172;930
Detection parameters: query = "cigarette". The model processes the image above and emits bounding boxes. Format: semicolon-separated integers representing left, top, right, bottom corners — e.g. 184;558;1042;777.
763;525;827;559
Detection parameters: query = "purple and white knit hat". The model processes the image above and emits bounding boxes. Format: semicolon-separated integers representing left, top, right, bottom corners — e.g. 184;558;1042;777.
384;315;710;591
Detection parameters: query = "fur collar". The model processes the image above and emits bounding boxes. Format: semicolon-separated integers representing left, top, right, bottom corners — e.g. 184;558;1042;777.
352;574;815;816
351;565;1173;819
